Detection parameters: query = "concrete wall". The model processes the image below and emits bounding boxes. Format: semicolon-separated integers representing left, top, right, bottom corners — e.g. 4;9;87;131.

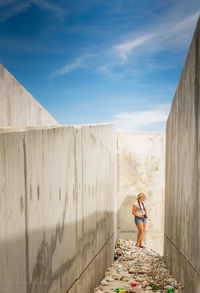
164;17;200;293
0;64;58;127
117;132;165;253
0;124;116;293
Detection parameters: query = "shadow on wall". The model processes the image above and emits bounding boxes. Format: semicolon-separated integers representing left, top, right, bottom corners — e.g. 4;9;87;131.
0;125;116;293
0;211;115;293
117;195;137;236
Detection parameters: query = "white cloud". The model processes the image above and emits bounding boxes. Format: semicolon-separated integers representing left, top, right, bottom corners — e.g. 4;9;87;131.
33;0;64;21
0;0;32;22
53;58;84;76
113;11;200;62
97;65;124;79
114;34;155;62
114;103;171;132
53;54;95;77
0;0;64;23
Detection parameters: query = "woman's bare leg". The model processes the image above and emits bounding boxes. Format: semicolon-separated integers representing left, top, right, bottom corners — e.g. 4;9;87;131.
136;222;144;246
140;222;147;246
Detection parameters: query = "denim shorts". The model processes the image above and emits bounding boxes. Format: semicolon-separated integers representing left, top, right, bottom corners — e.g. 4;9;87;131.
135;216;147;224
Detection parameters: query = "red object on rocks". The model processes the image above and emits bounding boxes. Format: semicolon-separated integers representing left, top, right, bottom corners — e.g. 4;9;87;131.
131;283;138;287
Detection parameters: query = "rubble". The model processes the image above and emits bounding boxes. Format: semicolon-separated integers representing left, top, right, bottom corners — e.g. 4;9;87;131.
94;239;183;293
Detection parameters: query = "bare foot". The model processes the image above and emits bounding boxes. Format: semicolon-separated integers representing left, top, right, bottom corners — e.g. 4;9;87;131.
139;244;145;248
135;243;140;247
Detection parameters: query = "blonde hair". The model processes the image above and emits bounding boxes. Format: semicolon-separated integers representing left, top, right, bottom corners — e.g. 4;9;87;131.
137;193;146;200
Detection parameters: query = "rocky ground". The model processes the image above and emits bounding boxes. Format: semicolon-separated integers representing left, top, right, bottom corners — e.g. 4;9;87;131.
94;239;183;293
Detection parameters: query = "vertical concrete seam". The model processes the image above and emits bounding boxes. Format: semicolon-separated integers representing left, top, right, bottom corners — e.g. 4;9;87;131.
166;236;200;278
7;97;11;126
195;18;199;167
64;232;114;293
163;131;167;253
81;127;84;235
74;129;78;243
42;129;44;184
114;130;117;243
195;16;199;231
23;134;30;292
116;134;120;195
195;17;200;263
116;134;120;236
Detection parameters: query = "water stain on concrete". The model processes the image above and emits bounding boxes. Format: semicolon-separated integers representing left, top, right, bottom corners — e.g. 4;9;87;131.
37;185;40;201
28;194;68;293
59;187;61;201
20;196;24;213
29;184;32;200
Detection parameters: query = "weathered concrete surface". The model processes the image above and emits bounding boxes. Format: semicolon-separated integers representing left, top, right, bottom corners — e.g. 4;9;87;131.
117;133;165;254
164;17;200;293
0;124;117;293
0;64;58;127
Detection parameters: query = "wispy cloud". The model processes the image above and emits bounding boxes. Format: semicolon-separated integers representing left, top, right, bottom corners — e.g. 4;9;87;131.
0;0;64;23
53;58;83;76
0;0;32;22
52;55;94;77
97;65;124;79
114;103;171;132
91;10;200;81
113;11;200;63
33;0;64;22
114;34;155;62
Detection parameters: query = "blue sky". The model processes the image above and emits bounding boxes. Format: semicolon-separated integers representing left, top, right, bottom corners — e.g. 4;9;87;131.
0;0;200;131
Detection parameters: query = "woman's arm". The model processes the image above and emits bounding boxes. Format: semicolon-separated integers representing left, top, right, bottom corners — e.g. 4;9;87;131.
132;205;144;218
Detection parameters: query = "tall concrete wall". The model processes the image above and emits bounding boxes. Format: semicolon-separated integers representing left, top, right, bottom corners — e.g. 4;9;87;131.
0;124;116;293
164;17;200;293
117;133;165;253
0;64;58;127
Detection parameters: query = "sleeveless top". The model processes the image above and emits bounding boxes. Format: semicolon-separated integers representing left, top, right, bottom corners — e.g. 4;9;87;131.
133;201;146;216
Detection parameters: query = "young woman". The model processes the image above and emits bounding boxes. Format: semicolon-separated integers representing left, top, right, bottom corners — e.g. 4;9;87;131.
132;193;147;248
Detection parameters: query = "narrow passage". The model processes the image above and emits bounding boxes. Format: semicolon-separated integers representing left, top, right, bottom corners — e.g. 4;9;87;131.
94;239;183;293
